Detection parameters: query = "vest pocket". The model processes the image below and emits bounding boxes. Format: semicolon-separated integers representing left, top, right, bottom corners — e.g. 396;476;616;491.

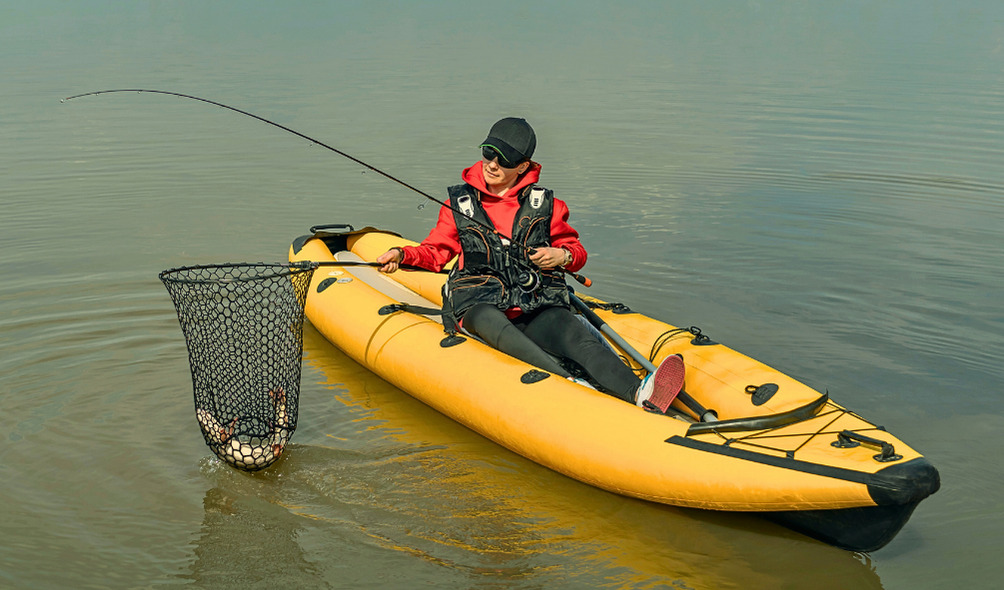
448;274;508;319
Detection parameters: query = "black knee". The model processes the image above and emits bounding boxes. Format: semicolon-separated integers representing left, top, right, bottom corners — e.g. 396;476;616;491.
462;303;509;345
522;306;586;352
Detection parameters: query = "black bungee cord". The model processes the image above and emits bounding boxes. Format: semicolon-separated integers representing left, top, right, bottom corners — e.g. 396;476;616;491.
61;89;591;288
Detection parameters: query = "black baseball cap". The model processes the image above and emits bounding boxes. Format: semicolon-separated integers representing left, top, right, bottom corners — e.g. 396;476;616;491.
480;117;536;166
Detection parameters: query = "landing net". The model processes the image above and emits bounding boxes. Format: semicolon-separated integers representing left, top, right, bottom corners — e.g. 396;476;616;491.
159;263;315;471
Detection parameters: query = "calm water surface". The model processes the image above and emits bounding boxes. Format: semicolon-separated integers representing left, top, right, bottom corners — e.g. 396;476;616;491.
3;2;1003;588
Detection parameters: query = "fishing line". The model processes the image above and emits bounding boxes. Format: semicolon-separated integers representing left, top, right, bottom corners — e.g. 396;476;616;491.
61;89;591;287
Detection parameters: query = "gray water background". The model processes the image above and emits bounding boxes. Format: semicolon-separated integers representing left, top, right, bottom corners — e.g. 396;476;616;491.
3;1;1002;588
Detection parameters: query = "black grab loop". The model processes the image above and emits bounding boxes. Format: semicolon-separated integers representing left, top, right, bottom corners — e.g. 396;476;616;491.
745;383;779;406
520;369;551;384
582;299;635;315
159;263;315;471
440;334;467;348
831;430;903;463
688;326;718;346
317;277;341;292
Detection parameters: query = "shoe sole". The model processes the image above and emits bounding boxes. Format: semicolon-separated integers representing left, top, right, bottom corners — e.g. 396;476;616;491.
643;354;685;414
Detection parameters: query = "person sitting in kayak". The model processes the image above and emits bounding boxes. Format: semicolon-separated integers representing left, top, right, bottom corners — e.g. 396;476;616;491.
376;117;682;413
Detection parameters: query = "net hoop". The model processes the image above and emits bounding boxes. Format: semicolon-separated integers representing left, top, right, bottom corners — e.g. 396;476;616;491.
160;262;316;471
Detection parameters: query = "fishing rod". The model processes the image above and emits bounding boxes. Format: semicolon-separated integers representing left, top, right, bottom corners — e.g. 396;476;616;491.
61;89;592;288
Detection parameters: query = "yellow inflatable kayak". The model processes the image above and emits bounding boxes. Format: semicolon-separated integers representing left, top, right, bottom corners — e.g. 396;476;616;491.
289;224;939;552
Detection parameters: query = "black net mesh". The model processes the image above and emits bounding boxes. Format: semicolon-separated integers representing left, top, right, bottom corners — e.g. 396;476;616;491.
159;263;315;471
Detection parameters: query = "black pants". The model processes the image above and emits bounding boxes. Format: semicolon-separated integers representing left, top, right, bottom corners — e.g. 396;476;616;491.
463;303;641;402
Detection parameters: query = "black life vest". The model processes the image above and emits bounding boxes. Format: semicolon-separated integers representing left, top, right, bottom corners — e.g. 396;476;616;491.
442;183;570;324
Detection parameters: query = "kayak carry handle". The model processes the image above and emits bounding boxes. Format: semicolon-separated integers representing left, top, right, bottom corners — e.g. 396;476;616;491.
832;430;903;462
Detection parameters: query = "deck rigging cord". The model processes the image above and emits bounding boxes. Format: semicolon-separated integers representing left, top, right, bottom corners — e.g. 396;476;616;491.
61;89;591;288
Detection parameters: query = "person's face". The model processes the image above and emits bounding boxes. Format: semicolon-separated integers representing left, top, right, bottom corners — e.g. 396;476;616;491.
481;147;528;191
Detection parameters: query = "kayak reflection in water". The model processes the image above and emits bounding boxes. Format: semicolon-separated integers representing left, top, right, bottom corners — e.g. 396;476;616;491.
376;117;681;413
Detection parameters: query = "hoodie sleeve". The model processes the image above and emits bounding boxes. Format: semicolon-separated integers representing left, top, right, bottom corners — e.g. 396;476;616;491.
400;205;461;272
550;198;587;273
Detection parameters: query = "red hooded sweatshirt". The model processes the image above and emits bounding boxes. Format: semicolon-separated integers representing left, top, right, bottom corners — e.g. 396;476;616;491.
400;162;587;274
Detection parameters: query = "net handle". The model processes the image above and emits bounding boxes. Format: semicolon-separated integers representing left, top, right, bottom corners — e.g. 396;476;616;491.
290;260;432;272
157;260;414;285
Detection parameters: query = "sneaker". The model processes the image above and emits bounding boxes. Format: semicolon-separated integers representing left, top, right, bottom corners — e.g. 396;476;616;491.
635;354;685;414
566;375;597;390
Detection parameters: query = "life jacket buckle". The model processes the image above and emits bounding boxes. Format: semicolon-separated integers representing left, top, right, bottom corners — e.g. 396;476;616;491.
529;187;546;209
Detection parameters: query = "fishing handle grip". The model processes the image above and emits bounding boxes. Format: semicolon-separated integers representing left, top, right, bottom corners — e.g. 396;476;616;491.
567;271;592;287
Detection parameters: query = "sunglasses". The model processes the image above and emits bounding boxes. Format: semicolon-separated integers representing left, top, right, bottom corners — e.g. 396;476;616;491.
482;146;524;168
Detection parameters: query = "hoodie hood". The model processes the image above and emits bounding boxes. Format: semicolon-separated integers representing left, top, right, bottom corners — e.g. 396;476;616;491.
462;161;542;200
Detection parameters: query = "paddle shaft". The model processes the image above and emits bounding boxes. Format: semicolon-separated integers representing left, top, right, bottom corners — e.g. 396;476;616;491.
569;294;718;422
